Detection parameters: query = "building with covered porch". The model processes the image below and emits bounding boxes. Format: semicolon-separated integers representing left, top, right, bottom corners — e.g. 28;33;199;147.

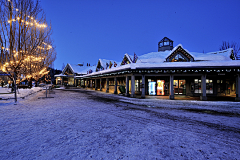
54;63;95;87
63;37;240;101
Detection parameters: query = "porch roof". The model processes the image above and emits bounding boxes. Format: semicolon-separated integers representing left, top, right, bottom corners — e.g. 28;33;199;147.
80;60;240;78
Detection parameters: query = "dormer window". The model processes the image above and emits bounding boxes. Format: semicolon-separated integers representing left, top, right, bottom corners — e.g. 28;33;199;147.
166;45;195;62
171;53;187;62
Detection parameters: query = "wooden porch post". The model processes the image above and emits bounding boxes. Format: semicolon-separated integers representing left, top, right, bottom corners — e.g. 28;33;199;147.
125;76;130;97
114;77;118;94
169;74;174;100
200;74;207;101
100;78;102;91
131;74;135;98
95;79;97;90
141;74;145;98
236;74;240;101
90;79;93;89
106;78;109;93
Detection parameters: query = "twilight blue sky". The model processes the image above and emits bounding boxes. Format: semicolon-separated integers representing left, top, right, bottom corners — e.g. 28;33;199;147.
41;0;240;70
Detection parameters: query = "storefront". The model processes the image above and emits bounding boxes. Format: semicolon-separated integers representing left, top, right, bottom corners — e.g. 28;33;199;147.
174;79;186;95
64;37;240;101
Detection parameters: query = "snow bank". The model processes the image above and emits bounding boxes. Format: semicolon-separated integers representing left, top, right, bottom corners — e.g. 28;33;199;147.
0;87;43;100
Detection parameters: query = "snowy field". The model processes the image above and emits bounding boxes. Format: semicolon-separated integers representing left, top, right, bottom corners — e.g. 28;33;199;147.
0;89;240;159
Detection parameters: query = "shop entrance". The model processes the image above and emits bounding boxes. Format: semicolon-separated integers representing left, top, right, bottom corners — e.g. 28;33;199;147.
174;79;186;95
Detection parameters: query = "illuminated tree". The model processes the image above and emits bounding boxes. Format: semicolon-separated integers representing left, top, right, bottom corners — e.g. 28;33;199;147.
0;0;56;82
0;0;56;101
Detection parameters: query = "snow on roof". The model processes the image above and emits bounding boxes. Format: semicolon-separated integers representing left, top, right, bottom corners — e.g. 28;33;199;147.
97;59;121;70
71;44;238;78
82;59;240;78
134;44;234;63
83;63;131;77
64;63;96;75
125;53;133;63
137;51;171;63
98;59;113;68
78;65;96;74
131;60;240;69
190;48;234;61
54;73;67;77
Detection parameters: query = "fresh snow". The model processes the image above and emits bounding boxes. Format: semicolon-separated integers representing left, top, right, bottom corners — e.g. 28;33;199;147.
0;89;239;159
0;87;43;100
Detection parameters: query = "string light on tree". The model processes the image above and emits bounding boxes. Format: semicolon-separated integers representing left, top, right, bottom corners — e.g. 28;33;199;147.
0;0;56;96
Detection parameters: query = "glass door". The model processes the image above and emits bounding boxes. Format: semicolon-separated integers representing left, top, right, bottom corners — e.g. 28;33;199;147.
174;79;186;95
178;80;186;94
174;80;178;94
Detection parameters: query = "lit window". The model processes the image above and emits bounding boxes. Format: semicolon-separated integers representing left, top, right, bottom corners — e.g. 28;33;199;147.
206;79;209;83
164;41;169;46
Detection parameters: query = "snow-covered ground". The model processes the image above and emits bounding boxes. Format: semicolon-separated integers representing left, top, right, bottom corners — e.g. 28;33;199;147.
0;89;240;159
0;87;43;100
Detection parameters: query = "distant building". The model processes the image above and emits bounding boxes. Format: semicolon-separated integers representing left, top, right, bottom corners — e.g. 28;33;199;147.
54;63;95;86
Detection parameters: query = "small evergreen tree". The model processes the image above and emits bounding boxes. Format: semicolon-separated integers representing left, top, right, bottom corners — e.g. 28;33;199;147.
219;41;240;58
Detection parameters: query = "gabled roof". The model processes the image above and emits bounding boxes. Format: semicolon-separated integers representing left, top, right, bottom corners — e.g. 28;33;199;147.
121;53;133;65
62;63;95;75
96;59;121;71
158;37;173;43
165;44;194;62
62;63;74;74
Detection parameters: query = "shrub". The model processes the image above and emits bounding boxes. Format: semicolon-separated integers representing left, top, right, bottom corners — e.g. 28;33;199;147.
118;85;126;94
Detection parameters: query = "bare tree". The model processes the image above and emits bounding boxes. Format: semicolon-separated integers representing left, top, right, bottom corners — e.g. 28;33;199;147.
0;0;56;102
62;63;65;70
219;41;240;59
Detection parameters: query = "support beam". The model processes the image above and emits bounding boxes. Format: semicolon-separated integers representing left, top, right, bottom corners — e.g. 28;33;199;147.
106;78;109;93
125;76;130;97
95;79;97;90
200;74;207;101
100;78;102;91
90;80;93;89
141;74;145;98
236;74;240;101
114;77;118;94
169;74;174;100
131;75;136;98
